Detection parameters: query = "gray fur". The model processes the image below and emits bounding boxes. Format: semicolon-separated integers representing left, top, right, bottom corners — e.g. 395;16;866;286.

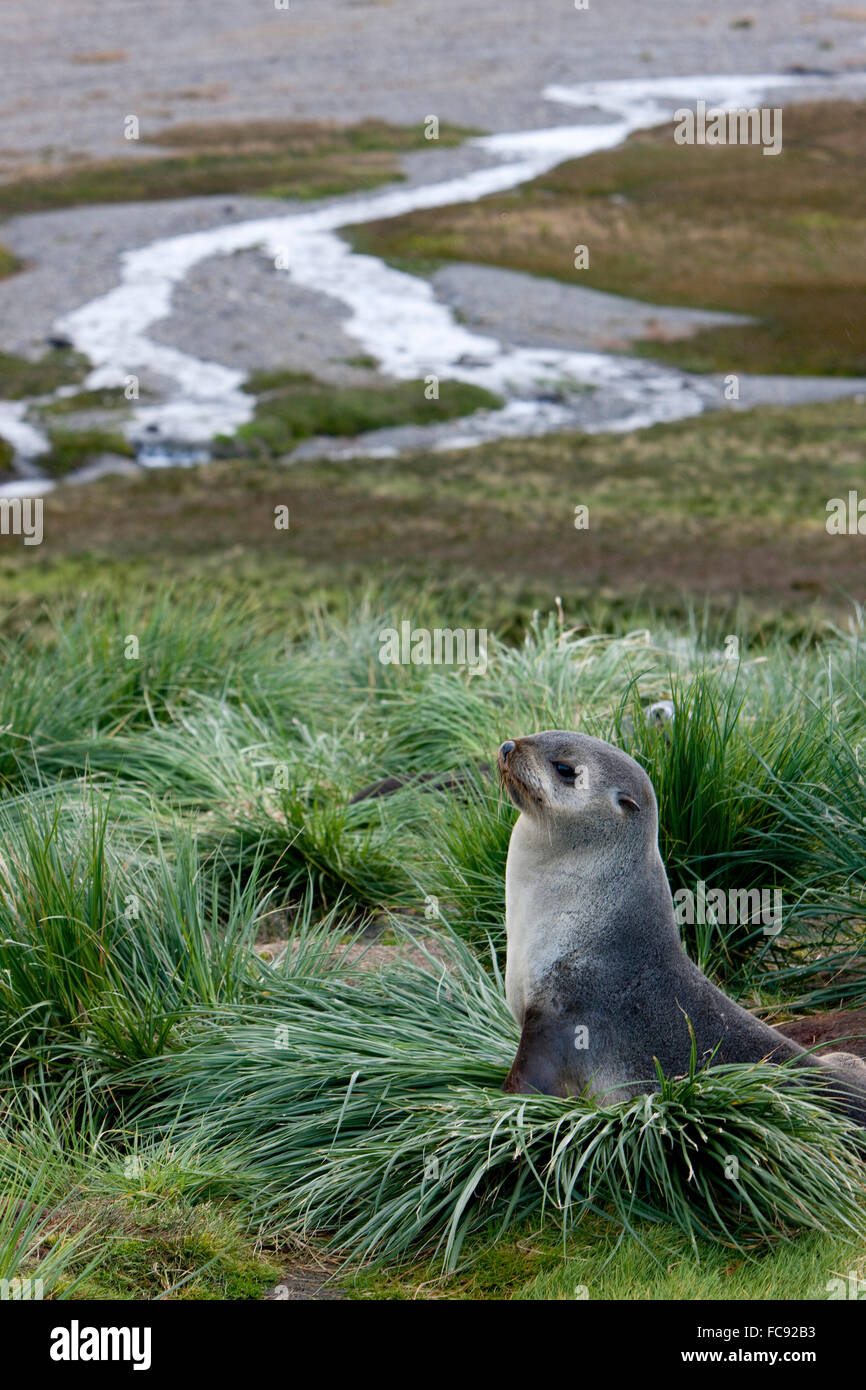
499;729;866;1126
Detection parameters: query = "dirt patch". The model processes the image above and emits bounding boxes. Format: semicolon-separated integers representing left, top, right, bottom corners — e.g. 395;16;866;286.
264;1255;347;1301
775;1007;866;1059
68;50;128;65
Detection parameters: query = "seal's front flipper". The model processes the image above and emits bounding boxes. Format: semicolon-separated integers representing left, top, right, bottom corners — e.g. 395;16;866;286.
503;1007;576;1097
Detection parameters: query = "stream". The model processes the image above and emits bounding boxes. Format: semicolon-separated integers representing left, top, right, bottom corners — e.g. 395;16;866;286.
2;72;865;495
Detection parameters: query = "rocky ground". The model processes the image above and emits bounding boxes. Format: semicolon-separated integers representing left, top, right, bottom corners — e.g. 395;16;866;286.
3;1;866;172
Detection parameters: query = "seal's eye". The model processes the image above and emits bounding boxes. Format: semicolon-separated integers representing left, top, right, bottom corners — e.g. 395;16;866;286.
552;762;576;782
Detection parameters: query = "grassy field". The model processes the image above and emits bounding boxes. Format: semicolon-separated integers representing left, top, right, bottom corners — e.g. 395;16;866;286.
4;399;865;632
0;119;475;216
1;578;866;1299
347;100;866;376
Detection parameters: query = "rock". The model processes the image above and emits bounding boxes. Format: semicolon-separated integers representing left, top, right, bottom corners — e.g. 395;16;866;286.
454;353;493;368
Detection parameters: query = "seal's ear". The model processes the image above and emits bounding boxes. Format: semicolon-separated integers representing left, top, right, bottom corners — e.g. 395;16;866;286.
614;789;640;813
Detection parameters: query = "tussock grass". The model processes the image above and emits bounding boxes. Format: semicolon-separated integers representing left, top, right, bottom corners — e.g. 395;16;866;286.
132;923;866;1271
0;793;266;1082
0;590;276;788
619;674;840;985
1;589;866;1293
422;774;512;947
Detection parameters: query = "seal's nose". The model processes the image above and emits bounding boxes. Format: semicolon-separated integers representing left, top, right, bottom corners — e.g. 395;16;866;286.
499;740;516;761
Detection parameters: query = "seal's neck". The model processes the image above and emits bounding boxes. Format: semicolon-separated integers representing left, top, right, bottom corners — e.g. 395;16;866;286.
504;810;683;1022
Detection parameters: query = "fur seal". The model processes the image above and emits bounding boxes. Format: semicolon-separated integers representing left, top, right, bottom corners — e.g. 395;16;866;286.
498;729;866;1126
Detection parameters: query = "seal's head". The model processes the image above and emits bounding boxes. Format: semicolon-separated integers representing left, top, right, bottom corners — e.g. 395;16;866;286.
497;729;656;852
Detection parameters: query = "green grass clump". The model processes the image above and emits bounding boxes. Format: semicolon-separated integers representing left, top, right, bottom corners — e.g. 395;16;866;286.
39;387;131;417
0;796;264;1082
0;349;89;401
422;775;512;947
222;372;502;457
0;245;21;281
42;428;134;477
617;675;837;986
0;435;13;472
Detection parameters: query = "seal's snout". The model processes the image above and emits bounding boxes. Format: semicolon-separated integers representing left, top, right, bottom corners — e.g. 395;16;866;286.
498;738;534;810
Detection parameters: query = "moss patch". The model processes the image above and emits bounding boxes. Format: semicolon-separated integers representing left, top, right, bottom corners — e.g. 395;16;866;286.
0;349;90;401
50;1196;284;1301
222;371;502;457
42;428;134;477
39;387;131;417
0;245;21;281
